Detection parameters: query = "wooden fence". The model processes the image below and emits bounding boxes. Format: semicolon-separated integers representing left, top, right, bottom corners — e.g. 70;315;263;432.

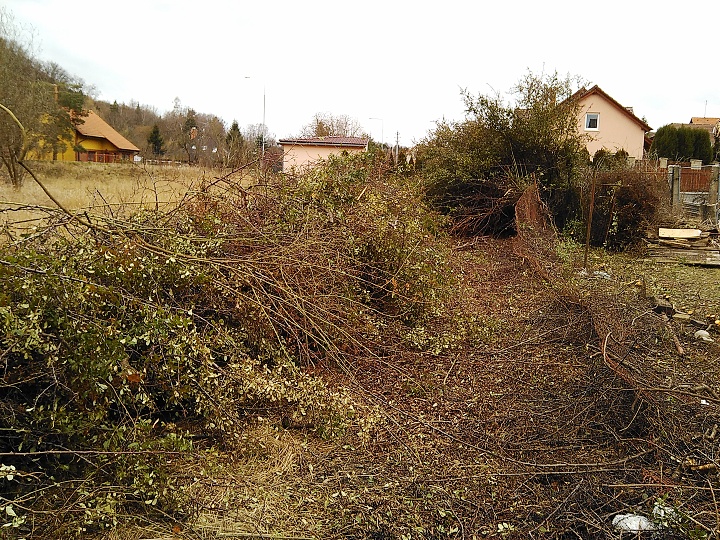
77;152;136;163
680;167;713;192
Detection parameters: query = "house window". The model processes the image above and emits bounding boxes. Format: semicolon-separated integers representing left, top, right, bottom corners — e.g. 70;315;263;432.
585;113;599;131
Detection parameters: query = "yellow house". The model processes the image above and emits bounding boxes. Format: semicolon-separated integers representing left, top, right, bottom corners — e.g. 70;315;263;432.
573;85;651;160
278;136;368;171
54;110;140;162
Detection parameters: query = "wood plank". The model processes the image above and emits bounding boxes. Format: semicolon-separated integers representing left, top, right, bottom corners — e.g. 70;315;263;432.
645;247;720;266
655;240;715;250
658;228;703;239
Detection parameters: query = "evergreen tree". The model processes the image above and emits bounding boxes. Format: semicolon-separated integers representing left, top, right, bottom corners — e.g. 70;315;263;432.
693;128;713;162
225;120;245;167
147;124;164;156
40;77;86;160
226;120;242;146
651;125;713;163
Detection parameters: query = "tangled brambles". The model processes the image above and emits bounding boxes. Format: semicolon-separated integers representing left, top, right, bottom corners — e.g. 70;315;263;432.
0;152;452;536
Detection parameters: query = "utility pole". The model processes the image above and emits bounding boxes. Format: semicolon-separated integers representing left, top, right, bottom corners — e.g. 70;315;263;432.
395;131;400;165
262;85;266;159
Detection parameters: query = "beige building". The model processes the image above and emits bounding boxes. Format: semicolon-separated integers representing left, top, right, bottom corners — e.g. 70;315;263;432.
688;117;720;139
278;136;368;171
573;85;651;160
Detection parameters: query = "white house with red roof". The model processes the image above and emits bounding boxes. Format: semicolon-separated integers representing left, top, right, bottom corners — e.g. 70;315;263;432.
573;85;651;160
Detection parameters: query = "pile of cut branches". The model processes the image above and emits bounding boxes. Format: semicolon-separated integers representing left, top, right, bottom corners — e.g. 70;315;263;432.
500;189;720;537
0;152;451;537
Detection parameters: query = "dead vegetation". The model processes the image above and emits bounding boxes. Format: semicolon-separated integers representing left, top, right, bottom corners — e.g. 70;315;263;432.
2;158;720;539
0;160;238;235
177;229;720;539
155;190;720;539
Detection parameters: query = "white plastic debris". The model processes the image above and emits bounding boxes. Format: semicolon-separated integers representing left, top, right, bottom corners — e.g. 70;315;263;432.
652;502;677;525
612;513;656;532
694;329;714;343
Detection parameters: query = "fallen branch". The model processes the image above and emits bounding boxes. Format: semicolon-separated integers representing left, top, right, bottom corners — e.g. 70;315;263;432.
215;534;315;539
661;314;684;356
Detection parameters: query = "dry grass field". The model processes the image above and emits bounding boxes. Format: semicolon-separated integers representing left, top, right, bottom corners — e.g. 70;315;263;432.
0;160;250;235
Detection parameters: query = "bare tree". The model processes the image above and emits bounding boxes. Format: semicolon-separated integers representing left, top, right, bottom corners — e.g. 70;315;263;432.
0;9;46;185
0;9;87;185
159;98;197;163
195;113;226;167
299;112;366;138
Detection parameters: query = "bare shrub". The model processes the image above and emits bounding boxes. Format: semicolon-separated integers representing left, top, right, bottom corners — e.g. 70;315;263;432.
580;164;672;249
508;203;720;537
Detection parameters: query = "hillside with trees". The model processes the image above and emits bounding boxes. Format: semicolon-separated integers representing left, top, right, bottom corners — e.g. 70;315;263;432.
88;96;278;168
0;7;280;177
1;6;380;179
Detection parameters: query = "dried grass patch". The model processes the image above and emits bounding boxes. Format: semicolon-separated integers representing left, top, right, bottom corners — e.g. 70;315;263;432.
0;161;254;235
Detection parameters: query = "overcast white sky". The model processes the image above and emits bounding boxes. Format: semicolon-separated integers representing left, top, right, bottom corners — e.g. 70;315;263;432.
4;0;719;147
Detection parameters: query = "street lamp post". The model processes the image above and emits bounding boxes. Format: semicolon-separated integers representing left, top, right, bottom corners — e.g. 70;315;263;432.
369;117;384;146
245;77;266;159
262;85;266;159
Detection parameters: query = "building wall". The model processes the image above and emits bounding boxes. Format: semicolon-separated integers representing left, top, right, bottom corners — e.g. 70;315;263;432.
25;141;61;161
282;144;365;171
577;93;646;160
54;136;77;161
54;145;74;161
55;135;122;161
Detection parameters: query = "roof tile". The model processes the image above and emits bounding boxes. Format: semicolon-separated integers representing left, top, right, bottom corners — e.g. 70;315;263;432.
278;136;368;147
75;111;140;152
